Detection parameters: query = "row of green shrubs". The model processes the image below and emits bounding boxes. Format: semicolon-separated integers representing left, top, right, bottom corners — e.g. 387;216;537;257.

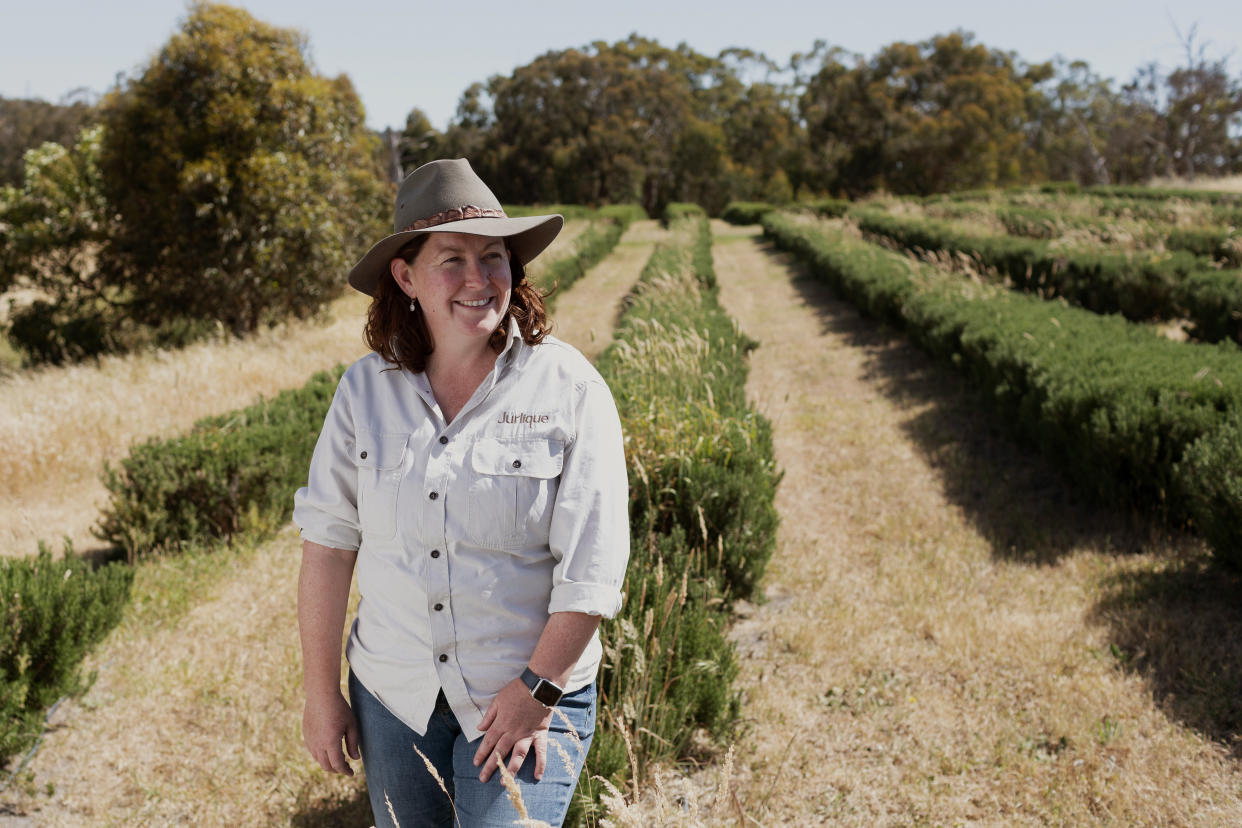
851;207;1242;344
763;210;1242;568
0;212;641;767
1085;184;1242;206
983;204;1242;268
0;546;133;761
720;197;851;225
575;206;779;822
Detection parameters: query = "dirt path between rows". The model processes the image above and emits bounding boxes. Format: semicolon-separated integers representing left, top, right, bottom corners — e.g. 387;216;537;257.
0;220;662;826
550;219;665;361
688;220;1242;825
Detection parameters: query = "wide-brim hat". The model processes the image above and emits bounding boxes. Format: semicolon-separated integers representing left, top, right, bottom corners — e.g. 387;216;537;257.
347;158;563;296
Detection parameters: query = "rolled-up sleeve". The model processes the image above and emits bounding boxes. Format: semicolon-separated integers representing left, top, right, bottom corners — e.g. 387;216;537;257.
547;378;629;618
293;382;362;551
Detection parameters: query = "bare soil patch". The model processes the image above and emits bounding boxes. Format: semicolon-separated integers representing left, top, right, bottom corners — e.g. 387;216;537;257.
629;221;1242;824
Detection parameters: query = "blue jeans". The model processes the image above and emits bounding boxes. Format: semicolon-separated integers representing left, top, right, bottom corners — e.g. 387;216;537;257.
349;671;595;828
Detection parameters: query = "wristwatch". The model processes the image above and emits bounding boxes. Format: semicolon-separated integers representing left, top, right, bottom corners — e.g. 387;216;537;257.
519;667;564;707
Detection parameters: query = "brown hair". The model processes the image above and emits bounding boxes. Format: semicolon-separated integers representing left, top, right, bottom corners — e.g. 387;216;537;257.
363;236;551;374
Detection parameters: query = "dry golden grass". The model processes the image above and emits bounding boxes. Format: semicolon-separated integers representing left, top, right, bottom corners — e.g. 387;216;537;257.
1147;174;1242;193
617;221;1242;825
0;291;371;559
0;220;588;559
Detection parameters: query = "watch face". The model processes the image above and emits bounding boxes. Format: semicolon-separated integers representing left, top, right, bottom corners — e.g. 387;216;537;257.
532;679;562;707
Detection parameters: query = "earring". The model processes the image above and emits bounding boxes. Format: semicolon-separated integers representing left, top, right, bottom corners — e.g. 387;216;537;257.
409;297;417;312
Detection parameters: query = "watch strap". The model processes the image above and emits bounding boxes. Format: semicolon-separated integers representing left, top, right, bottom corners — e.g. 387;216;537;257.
519;667;564;707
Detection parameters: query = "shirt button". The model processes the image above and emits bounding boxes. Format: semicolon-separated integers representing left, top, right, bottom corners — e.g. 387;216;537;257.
512;459;522;469
429;491;439;500
430;549;440;558
439;435;448;445
359;450;368;459
433;602;443;611
438;654;448;663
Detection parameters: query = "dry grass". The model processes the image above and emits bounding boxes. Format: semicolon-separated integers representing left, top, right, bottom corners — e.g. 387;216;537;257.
0;221;588;559
0;291;371;559
617;222;1242;825
0;525;370;825
1147;175;1242;193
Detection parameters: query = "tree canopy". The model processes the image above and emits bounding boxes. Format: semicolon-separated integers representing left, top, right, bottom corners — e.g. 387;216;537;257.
409;29;1242;206
96;1;387;335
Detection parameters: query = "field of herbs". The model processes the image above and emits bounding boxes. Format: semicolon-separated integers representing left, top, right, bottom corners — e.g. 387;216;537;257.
2;185;1241;825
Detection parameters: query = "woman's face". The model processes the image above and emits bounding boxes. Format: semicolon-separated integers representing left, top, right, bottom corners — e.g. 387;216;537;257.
390;232;513;352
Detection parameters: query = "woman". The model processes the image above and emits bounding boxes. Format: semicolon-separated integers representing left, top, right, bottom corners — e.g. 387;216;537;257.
293;158;629;827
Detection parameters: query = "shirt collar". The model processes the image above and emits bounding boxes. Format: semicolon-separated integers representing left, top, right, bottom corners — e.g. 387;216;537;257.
494;316;525;375
403;316;527;413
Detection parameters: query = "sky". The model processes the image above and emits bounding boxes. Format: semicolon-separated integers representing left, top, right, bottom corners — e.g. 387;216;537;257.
2;0;1240;132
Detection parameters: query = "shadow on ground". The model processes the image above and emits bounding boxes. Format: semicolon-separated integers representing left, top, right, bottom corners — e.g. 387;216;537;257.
290;784;373;828
750;237;1242;758
1093;560;1242;758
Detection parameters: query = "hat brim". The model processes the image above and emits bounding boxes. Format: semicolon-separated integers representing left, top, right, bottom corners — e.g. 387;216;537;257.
347;214;564;296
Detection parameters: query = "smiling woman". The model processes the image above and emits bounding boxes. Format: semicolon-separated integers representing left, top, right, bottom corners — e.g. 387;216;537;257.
293;159;629;828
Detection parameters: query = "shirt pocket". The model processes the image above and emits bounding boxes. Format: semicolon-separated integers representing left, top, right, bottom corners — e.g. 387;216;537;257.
469;437;565;547
353;428;409;540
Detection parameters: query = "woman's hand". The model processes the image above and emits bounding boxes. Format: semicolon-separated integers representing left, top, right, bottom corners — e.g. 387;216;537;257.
473;677;554;783
303;690;361;776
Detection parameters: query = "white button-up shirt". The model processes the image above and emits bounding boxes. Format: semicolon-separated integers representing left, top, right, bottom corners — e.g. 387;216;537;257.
293;324;629;740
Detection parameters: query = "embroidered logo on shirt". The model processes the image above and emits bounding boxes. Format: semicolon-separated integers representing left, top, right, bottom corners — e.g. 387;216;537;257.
496;411;553;427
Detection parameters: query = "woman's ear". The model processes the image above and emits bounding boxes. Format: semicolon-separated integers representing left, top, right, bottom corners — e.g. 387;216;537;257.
390;257;415;299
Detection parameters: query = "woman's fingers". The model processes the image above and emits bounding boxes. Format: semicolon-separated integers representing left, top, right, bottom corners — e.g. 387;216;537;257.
532;731;547;781
479;735;517;782
321;744;354;776
345;719;360;761
473;729;498;769
505;737;532;778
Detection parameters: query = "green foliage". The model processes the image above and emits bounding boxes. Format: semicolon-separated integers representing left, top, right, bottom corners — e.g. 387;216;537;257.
722;201;777;224
1176;416;1242;568
661;202;706;225
0;544;133;759
0;125;109;297
852;207;1242;343
0;95;96;188
96;2;387;336
1166;226;1242;267
801;32;1041;196
504;203;601;220
441;36;812;215
763;210;1242;564
808;197;851;218
597;204;648;224
1087;185;1242;206
96;367;344;561
0;126;122;363
1176;268;1242;344
6;300;114;366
